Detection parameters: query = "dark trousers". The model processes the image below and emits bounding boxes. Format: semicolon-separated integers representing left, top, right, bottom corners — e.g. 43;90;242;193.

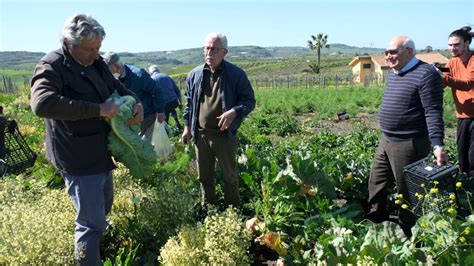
195;130;239;207
164;100;182;129
368;134;430;227
457;119;474;178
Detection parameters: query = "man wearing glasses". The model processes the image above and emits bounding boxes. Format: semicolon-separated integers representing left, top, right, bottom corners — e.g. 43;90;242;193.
182;32;255;210
366;35;448;237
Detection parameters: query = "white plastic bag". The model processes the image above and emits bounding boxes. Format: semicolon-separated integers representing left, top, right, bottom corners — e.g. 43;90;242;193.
151;121;172;159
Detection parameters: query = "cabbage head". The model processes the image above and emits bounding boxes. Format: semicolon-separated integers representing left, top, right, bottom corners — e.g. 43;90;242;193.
106;91;157;179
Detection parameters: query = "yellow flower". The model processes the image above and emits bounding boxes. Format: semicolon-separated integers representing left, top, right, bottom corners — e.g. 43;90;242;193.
437;237;444;244
397;194;404;199
395;199;401;205
456;182;462;188
459;236;466;243
430;188;439;194
433;180;439;185
449;193;456;200
417;194;423;200
447;208;456;215
463;227;471;235
421;183;425;188
436;221;446;228
401;204;409;209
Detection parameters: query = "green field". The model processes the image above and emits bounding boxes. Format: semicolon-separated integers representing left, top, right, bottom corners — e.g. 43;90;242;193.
1;80;471;264
0;44;469;264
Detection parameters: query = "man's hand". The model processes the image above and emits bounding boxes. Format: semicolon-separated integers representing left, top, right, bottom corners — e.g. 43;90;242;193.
99;101;120;119
127;103;144;125
217;109;237;131
157;113;166;123
181;126;191;144
433;146;449;166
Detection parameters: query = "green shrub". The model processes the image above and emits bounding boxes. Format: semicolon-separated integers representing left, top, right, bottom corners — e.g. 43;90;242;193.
106;163;200;262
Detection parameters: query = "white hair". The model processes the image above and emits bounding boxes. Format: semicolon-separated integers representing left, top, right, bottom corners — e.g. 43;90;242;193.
148;65;160;74
205;32;228;49
403;38;416;55
61;14;105;47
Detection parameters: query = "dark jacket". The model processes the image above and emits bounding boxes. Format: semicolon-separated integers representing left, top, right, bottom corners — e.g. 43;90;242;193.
30;45;137;176
121;64;164;117
183;60;255;138
150;72;181;105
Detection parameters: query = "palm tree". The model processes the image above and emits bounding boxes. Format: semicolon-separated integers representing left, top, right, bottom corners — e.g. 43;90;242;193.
307;33;330;71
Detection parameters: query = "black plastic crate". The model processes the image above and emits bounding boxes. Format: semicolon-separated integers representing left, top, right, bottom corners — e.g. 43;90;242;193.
0;120;37;176
403;157;458;216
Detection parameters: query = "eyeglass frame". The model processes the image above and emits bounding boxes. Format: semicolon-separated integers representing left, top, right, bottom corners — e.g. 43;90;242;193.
384;46;408;56
203;46;226;53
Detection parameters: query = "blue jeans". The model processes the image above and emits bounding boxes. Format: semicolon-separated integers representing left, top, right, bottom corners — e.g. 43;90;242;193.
63;171;114;266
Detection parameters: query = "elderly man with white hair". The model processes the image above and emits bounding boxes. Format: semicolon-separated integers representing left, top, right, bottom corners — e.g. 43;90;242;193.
366;35;448;238
182;32;255;210
30;14;143;265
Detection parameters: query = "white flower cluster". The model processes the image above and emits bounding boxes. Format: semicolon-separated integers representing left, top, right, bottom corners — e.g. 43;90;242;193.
0;178;75;264
159;208;252;265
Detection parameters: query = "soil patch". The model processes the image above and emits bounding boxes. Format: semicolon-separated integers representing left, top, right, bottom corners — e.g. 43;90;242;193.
295;112;456;139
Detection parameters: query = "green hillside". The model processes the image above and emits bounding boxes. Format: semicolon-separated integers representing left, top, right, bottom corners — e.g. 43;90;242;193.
0;44;383;70
0;44;448;91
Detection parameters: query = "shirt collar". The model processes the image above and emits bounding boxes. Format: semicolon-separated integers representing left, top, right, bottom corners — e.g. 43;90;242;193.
394;56;419;75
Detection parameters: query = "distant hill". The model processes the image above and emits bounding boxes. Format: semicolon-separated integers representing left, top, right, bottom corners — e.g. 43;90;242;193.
0;44;385;70
0;51;46;70
0;45;448;85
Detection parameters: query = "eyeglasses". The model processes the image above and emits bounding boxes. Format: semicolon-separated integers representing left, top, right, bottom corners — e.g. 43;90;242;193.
203;46;225;53
384;47;405;56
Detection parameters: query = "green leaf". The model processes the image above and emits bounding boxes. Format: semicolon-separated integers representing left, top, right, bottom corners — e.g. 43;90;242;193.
106;91;157;179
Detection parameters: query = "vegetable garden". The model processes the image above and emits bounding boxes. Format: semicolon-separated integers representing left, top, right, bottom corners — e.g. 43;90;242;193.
1;85;473;265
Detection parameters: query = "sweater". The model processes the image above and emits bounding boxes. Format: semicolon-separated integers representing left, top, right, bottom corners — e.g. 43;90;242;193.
443;53;474;118
379;61;444;147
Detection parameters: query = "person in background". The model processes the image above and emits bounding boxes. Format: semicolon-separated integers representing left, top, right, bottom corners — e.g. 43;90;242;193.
148;64;183;130
103;52;165;141
438;26;474;182
366;35;448;237
182;32;256;208
30;14;143;265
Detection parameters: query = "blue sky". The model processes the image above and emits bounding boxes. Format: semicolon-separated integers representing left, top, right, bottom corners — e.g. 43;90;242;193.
1;0;473;53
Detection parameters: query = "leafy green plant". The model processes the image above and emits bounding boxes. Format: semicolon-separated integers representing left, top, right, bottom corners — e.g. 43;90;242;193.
107;91;157;179
103;242;141;266
106;161;199;263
